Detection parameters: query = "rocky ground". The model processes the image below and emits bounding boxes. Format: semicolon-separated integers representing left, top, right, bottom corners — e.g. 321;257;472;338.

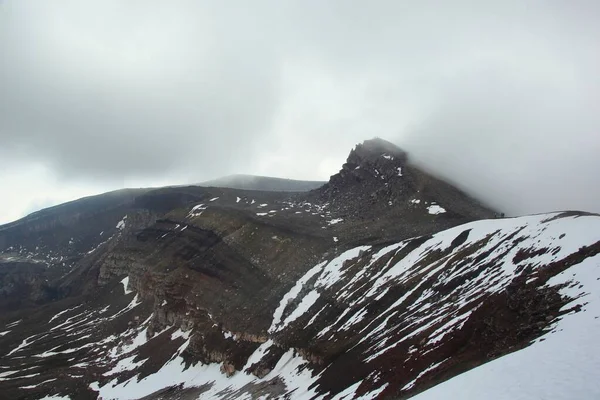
1;139;597;400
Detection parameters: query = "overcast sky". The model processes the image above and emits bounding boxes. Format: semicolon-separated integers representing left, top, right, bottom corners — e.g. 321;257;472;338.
1;0;599;224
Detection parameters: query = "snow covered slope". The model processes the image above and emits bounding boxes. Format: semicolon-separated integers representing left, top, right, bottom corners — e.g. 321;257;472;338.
263;211;600;399
2;211;599;399
411;244;600;399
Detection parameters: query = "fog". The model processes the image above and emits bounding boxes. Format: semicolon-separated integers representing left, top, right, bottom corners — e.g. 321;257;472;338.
1;0;599;223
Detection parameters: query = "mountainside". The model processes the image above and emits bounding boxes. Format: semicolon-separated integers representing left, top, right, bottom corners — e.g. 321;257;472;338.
1;139;598;400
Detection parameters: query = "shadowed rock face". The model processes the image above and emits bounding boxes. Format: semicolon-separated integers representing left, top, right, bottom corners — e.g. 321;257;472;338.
2;139;597;400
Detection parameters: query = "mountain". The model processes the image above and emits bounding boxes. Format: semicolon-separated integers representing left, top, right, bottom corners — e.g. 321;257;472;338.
0;138;598;400
199;175;326;192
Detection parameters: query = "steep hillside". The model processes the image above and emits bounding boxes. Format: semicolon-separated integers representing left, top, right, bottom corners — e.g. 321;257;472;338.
1;211;598;399
2;139;597;400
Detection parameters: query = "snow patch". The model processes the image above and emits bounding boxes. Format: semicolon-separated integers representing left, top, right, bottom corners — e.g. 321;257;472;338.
104;355;147;376
6;319;21;328
171;329;191;341
281;290;321;328
187;204;207;218
120;276;133;295
269;261;327;333
427;204;446;215
116;215;128;230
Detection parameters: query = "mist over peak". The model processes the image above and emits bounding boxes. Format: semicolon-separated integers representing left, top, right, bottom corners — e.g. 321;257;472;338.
1;0;599;222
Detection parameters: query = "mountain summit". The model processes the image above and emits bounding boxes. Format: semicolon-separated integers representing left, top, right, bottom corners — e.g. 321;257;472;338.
325;137;408;190
1;139;599;400
315;138;496;236
346;137;409;165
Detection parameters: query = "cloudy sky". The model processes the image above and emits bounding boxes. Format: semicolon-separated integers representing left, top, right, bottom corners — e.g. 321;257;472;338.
1;0;599;224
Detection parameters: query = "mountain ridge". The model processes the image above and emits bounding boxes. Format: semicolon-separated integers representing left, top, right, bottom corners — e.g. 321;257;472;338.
1;138;597;400
199;174;326;193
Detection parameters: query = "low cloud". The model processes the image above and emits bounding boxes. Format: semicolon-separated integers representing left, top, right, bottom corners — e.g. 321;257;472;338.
0;0;598;222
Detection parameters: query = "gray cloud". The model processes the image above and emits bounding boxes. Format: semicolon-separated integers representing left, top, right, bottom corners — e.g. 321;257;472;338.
0;0;283;181
1;0;599;217
400;66;600;215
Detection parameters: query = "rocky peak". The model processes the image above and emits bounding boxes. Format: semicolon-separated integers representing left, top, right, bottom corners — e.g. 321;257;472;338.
319;138;408;198
344;137;408;169
313;138;496;223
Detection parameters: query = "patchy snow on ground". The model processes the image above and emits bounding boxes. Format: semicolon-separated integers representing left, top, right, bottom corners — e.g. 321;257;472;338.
0;372;40;382
316;246;371;290
270;261;328;334
6;334;39;356
263;212;600;399
5;320;21;328
92;336;321;400
111;294;142;319
270;247;371;335
0;370;22;380
188;203;207;218
10;212;600;400
104;355;147;376
20;378;57;389
412;252;600;400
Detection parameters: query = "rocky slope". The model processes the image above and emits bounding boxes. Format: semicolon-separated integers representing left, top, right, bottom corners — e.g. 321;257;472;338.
1;139;598;400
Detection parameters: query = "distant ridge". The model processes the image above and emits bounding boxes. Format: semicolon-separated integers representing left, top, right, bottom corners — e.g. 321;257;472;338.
199;174;325;192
